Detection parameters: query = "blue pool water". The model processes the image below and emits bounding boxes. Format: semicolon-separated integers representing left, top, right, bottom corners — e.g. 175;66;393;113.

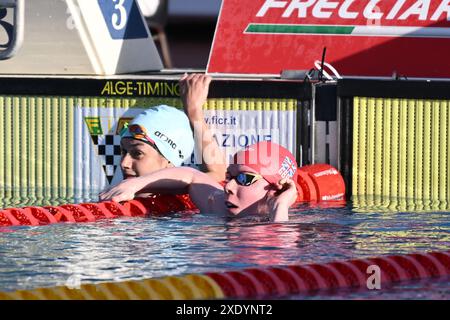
0;197;449;299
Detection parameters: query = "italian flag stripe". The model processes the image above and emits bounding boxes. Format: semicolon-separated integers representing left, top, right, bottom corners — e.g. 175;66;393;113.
246;24;354;35
246;24;450;38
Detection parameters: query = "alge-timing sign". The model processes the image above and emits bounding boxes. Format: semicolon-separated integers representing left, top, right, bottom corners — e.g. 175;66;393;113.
207;0;450;78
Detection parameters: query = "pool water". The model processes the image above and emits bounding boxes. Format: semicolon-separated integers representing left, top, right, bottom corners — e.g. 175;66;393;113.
0;198;449;299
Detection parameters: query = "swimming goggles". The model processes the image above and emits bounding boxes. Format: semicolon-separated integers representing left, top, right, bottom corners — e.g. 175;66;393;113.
124;124;165;158
227;172;263;186
127;124;157;145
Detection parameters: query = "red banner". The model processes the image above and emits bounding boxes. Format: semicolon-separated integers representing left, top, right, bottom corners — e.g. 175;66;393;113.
207;0;450;78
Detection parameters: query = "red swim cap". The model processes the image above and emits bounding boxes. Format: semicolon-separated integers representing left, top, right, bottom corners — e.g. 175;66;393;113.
233;141;298;185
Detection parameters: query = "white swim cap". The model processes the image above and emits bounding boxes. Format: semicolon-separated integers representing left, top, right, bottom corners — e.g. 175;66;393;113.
121;105;194;166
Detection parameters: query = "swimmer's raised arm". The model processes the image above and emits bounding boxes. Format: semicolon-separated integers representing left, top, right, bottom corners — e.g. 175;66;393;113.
180;74;227;182
99;167;224;212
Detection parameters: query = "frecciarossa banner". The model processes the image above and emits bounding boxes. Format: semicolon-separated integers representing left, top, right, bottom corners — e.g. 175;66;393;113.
207;0;450;78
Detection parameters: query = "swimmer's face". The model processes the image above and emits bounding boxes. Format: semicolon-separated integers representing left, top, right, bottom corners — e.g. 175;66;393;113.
120;138;171;178
223;164;271;217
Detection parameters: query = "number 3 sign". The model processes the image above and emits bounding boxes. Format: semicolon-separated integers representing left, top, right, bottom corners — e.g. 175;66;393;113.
97;0;148;39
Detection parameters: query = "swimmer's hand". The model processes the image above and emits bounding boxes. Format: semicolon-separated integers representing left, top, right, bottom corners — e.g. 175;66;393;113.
99;178;141;203
179;73;211;121
266;178;298;222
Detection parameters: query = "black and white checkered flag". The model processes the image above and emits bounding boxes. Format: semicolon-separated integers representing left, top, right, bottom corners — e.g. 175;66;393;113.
91;134;122;184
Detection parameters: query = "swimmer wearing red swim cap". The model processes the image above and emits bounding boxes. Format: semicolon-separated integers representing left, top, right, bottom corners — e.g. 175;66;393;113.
100;141;299;222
